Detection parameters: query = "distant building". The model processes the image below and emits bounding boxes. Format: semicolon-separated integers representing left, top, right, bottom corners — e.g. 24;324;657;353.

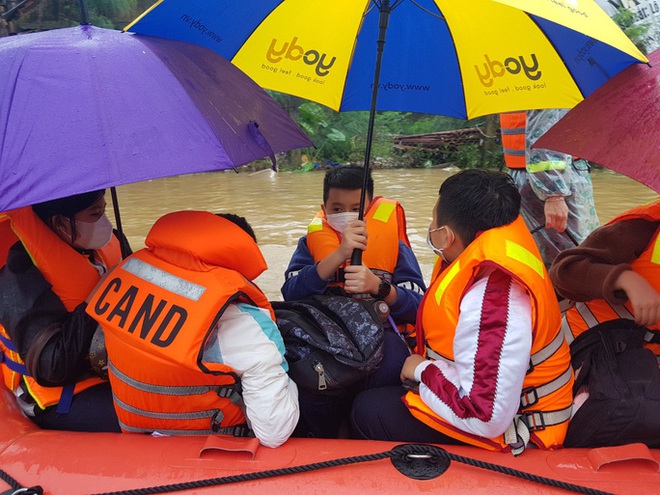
596;0;660;52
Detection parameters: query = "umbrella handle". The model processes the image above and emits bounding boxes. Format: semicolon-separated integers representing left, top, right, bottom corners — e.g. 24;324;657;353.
350;248;362;266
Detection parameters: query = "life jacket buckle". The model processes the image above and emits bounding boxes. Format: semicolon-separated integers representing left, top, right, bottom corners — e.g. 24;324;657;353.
210;410;225;432
520;410;546;432
520;386;539;408
232;425;251;437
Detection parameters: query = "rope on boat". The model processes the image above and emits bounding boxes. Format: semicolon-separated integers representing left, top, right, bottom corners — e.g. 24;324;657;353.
85;444;615;495
0;468;42;495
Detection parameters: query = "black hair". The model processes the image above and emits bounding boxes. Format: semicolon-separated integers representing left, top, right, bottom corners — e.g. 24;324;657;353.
436;169;520;245
32;189;106;223
322;165;373;204
216;213;257;243
32;190;106;241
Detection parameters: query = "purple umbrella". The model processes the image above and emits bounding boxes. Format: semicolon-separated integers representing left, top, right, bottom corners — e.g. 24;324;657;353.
0;25;313;212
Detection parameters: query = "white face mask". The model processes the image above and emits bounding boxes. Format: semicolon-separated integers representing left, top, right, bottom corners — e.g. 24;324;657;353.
427;226;452;264
72;214;114;250
326;212;359;234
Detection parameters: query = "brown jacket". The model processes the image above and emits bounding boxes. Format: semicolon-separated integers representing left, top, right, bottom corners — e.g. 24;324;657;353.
549;218;659;305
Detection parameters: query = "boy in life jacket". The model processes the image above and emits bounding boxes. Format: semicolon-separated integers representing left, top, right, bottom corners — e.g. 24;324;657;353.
0;190;124;432
87;212;299;447
351;170;574;455
500;110;599;267
282;165;426;438
550;198;660;353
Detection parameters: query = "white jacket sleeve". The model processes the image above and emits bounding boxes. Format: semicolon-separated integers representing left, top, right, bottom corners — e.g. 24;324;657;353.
209;303;299;448
415;268;532;438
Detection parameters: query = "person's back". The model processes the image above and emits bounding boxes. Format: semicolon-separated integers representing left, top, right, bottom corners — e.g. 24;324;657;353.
87;211;299;447
352;170;573;455
0;190;123;432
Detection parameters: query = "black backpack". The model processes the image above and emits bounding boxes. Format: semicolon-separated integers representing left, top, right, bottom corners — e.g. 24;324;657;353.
271;295;386;393
565;318;660;448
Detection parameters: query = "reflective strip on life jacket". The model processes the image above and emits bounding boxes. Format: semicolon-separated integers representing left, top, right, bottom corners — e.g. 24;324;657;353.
500;112;527;169
122;257;207;301
528;329;565;371
526;160;566;173
109;359;249;436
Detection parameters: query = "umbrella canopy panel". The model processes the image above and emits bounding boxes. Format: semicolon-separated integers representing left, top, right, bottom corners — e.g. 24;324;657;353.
0;25;312;212
533;49;660;192
126;0;647;119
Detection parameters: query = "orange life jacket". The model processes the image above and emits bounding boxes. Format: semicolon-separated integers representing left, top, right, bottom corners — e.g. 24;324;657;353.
306;196;410;292
563;199;660;356
404;216;573;453
307;196;414;340
500;112;527;169
87;211;274;435
0;206;121;410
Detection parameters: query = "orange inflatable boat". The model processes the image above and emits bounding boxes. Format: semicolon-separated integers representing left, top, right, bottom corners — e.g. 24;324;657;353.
1;384;659;495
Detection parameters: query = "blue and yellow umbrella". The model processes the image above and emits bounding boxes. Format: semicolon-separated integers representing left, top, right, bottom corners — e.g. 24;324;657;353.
127;0;648;232
127;0;647;119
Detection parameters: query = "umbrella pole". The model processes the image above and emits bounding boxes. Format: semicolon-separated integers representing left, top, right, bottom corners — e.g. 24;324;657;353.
352;0;392;266
110;187;130;259
77;0;90;25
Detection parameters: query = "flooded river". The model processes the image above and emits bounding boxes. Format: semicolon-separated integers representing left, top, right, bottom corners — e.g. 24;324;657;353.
112;168;657;300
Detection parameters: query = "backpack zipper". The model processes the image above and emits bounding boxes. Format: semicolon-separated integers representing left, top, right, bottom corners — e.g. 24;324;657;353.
313;362;328;390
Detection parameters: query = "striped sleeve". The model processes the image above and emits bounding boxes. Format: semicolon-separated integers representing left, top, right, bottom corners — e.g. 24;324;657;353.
416;267;532;438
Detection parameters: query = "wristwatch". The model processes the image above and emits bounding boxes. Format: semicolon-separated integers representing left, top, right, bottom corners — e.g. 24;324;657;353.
376;279;392;299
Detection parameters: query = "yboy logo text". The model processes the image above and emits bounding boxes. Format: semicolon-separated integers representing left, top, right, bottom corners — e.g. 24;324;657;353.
266;36;336;77
475;53;542;87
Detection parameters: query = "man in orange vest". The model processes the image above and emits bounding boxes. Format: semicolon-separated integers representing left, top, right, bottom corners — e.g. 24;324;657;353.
500;110;599;267
351;170;573;454
0;190;124;432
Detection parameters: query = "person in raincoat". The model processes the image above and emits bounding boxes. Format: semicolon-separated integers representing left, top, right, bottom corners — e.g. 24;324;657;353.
501;109;600;267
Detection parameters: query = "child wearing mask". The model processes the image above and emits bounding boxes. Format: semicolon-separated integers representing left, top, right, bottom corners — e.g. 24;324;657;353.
281;165;426;438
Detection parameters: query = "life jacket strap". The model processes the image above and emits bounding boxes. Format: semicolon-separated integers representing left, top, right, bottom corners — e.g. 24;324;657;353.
0;332;17;351
644;329;660;344
504;405;572;456
55;384;74;414
118;417;253;437
0;351;28;375
109;360;239;397
528;329;565;373
519;366;572;408
425;345;453;365
1;342;73;413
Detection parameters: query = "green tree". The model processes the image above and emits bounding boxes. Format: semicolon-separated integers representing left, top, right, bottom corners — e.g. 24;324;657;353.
612;7;651;54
